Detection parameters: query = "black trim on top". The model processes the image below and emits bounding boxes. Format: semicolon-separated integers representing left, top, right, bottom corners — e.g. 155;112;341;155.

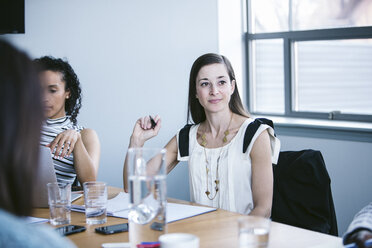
243;118;274;153
179;124;193;157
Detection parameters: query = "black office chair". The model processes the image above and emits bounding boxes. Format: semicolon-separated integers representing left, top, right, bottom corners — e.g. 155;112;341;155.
271;149;338;236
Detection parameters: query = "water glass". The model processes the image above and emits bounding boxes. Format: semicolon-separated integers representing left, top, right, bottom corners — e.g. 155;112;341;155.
83;181;107;225
127;147;167;248
238;216;271;248
47;182;71;225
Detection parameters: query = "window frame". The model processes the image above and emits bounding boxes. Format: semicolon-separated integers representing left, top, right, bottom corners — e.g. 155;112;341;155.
245;1;372;123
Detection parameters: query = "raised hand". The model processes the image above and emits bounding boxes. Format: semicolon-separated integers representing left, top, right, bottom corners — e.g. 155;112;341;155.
130;115;161;147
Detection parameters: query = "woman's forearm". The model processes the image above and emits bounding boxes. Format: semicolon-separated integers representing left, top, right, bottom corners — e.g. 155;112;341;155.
73;129;100;184
249;204;272;218
123;135;146;192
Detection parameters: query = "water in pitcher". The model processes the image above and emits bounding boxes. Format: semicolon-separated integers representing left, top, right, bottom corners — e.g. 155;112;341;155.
128;174;167;247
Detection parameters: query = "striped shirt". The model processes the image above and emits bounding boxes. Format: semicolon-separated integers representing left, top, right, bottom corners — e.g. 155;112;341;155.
40;116;83;184
343;202;372;243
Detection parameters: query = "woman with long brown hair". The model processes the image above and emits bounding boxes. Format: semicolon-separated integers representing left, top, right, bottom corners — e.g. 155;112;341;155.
123;53;280;217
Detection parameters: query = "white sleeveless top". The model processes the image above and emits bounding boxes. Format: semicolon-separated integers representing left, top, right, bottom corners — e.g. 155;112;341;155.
177;118;280;215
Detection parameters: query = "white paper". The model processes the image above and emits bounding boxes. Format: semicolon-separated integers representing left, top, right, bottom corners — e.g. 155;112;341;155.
165;202;217;223
71;192;216;223
71;193;83;202
106;192;130;213
25;216;49;224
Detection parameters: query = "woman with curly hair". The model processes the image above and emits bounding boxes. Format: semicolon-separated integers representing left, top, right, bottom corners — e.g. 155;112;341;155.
35;56;100;185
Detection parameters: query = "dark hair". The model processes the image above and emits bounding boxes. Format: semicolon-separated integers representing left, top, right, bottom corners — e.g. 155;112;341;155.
187;53;249;124
34;56;82;124
0;40;44;216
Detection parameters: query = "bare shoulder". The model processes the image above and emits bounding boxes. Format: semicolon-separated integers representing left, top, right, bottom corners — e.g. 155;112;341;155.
251;129;270;155
80;128;99;141
81;128;96;135
79;128;100;159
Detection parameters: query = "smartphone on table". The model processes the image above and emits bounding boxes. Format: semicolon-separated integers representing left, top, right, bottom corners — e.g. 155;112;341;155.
95;223;129;235
55;225;86;236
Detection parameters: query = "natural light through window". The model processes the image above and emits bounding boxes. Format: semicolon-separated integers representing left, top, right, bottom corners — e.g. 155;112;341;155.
247;0;372;121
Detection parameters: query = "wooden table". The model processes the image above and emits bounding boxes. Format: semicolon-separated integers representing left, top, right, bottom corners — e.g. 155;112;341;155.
32;187;343;248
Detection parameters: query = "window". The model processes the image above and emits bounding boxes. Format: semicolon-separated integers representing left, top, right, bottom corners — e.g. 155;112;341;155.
250;39;284;114
246;0;372;122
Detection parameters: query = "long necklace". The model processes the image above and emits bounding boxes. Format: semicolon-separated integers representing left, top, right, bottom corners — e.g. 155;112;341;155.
202;146;223;200
201;113;233;200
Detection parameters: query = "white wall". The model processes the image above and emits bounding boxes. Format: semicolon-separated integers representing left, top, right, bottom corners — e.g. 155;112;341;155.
217;0;246;100
279;134;372;235
4;0;219;200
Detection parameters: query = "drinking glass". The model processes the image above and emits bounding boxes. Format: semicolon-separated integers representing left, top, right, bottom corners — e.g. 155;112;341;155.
83;181;107;225
127;147;167;248
238;216;271;248
47;182;71;225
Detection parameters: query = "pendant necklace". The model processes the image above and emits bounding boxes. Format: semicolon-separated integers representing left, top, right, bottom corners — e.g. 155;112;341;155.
201;113;233;200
